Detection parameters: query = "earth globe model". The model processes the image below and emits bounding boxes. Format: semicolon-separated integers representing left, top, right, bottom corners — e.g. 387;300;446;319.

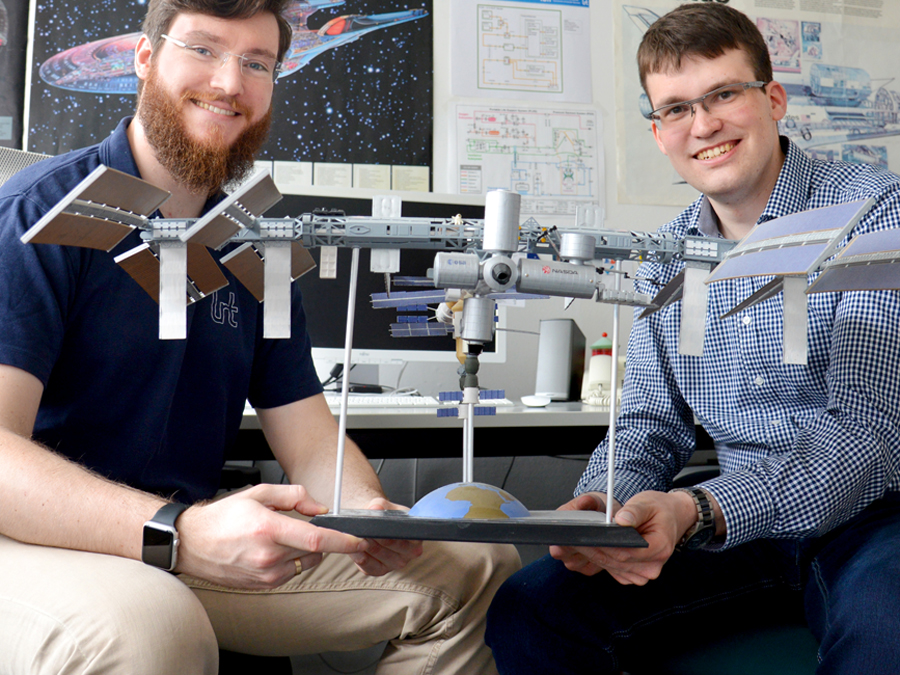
408;482;531;520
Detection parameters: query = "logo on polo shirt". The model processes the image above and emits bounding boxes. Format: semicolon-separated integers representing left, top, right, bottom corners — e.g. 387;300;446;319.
211;291;239;328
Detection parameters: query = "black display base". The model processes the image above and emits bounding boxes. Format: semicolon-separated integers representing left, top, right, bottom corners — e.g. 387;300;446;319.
311;510;648;547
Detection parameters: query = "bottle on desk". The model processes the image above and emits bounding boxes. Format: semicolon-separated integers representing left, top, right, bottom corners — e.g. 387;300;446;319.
581;333;625;406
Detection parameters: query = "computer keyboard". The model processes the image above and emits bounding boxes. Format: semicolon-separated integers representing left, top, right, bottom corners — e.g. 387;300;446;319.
324;394;440;407
322;394;516;408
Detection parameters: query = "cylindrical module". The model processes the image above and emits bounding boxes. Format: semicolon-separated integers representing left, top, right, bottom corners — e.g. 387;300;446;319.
559;232;597;263
517;258;598;298
432;252;481;289
460;296;495;344
483;190;521;254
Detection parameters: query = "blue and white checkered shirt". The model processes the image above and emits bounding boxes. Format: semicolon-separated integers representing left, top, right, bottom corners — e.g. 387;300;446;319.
577;138;900;548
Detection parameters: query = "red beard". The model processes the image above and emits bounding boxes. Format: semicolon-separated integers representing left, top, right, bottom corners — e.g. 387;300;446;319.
138;69;272;196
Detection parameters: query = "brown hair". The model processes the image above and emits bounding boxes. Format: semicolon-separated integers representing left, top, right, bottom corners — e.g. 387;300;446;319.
138;0;292;97
637;3;772;106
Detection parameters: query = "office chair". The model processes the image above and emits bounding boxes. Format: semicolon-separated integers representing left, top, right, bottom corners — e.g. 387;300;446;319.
0;146;51;186
218;651;293;675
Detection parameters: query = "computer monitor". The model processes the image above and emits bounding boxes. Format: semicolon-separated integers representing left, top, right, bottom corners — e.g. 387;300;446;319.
263;189;508;367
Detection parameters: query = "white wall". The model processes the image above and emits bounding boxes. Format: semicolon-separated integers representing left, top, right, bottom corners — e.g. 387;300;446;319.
389;0;684;401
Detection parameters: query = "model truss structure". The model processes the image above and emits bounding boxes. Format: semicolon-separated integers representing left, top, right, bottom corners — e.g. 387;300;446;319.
20;165;897;546
20;166;739;339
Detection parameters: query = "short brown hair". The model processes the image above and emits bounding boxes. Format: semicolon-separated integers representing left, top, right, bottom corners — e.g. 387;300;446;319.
138;0;292;96
637;3;772;106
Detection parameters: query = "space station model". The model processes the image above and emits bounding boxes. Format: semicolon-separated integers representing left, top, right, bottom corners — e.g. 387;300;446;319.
21;163;893;546
20;165;737;341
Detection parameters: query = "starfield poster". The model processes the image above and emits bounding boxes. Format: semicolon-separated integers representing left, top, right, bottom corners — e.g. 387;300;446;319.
25;0;433;172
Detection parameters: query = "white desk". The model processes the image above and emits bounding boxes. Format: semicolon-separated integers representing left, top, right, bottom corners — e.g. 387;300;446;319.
235;402;614;460
241;401;610;430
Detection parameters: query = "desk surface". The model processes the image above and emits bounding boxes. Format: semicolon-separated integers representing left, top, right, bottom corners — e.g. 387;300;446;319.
236;402;612;460
235;402;714;461
241;401;611;431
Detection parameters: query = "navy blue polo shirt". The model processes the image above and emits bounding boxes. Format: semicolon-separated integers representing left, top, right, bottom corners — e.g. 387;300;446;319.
0;118;322;502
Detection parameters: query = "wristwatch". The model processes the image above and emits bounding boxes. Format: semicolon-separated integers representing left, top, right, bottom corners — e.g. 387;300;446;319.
142;502;189;571
669;486;716;550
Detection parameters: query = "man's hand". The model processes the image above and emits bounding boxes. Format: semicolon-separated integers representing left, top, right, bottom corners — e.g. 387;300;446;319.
549;490;697;585
175;484;366;589
347;497;424;576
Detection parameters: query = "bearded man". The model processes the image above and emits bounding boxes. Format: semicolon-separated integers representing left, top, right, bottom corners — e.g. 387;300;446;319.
0;1;519;673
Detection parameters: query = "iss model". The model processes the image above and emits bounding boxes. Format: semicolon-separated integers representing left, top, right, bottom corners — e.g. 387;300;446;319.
20;165;890;547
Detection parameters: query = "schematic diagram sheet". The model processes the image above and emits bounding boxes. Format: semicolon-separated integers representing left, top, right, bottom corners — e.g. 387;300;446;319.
454;105;603;221
479;4;563;94
451;0;592;103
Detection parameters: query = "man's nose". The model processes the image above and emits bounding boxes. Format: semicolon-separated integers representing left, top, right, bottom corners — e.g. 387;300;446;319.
209;53;245;96
689;101;722;135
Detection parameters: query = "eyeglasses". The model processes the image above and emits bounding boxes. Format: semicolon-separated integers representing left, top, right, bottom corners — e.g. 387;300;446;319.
160;34;282;83
647;81;767;129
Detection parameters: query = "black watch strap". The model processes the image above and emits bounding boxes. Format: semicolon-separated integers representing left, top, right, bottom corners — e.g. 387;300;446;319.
142;502;188;571
151;502;188;529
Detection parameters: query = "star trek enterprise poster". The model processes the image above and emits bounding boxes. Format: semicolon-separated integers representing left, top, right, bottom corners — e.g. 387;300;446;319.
25;0;433;174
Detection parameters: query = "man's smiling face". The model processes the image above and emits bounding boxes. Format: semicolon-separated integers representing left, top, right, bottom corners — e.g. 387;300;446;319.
134;11;279;194
646;49;788;210
148;11;279;149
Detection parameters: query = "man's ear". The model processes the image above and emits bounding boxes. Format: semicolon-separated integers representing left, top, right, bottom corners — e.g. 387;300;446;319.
767;81;789;122
134;34;154;82
651;121;669;156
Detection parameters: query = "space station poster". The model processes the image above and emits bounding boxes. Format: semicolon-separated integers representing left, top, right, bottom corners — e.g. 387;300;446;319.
615;0;900;207
25;0;433;183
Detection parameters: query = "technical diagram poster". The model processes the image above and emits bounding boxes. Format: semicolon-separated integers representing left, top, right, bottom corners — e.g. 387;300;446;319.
450;0;593;103
0;0;29;148
454;104;603;223
25;0;433;174
616;0;900;207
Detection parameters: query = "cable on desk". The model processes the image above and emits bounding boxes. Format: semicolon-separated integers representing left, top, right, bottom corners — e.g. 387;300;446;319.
500;456;516;491
394;360;409;391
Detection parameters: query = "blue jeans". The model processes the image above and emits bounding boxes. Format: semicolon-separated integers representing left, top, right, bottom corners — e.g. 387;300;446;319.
485;494;900;674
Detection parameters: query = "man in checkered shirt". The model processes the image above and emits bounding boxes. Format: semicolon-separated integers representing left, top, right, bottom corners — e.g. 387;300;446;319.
486;4;900;674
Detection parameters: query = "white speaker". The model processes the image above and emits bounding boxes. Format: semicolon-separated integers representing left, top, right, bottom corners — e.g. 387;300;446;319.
533;319;586;401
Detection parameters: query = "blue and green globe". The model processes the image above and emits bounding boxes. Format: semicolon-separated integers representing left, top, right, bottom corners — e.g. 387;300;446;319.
409;482;531;520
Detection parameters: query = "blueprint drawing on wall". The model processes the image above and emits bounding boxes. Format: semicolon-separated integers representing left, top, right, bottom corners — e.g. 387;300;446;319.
476;4;563;95
455;105;602;221
450;0;592;103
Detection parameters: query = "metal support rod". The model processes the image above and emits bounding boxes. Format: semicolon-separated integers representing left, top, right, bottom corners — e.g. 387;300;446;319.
461;411;469;483
606;270;623;524
465;403;475;483
333;247;360;515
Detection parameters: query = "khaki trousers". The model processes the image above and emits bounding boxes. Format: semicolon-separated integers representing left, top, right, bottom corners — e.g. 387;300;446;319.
0;533;519;674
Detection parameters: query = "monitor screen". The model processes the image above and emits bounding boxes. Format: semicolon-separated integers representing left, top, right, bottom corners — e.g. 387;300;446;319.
264;191;507;366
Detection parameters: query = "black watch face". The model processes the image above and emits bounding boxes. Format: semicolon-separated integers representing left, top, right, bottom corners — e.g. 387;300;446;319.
683;525;716;550
142;526;175;569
